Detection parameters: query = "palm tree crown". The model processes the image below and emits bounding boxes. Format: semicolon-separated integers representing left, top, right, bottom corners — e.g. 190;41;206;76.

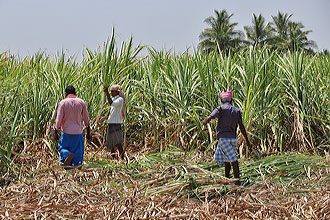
198;9;244;53
270;11;316;51
244;13;273;47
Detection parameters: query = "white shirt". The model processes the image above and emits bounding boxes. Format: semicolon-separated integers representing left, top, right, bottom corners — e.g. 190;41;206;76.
107;95;124;124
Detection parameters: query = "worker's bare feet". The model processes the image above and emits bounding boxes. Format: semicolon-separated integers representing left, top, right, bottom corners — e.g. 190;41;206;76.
63;153;74;167
120;152;125;160
110;153;118;160
234;180;241;186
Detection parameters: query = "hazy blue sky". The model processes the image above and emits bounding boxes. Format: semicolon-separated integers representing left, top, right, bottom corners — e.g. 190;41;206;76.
1;0;329;57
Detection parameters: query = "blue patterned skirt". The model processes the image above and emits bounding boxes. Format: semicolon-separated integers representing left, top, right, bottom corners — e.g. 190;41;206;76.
214;138;238;166
58;132;84;166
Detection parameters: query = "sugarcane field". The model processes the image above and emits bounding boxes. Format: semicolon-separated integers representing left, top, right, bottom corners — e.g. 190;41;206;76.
1;2;330;219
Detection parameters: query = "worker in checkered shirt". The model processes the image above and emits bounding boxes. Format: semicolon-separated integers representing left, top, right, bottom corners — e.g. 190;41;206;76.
203;91;253;185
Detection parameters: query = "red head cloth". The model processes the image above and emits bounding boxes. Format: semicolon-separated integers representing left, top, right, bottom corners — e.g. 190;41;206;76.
220;91;233;100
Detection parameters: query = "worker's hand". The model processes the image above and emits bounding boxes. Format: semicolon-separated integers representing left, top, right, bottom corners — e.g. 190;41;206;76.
86;134;91;145
86;133;91;146
100;116;108;121
247;141;253;149
103;85;109;94
54;128;60;143
202;117;209;126
250;144;260;157
86;127;91;145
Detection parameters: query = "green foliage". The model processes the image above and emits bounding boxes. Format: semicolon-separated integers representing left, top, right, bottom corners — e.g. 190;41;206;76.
0;35;329;174
198;9;244;53
199;10;317;53
244;13;273;47
87;151;327;198
271;12;316;51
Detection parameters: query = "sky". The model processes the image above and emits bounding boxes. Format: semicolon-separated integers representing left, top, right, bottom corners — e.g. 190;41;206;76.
0;0;329;58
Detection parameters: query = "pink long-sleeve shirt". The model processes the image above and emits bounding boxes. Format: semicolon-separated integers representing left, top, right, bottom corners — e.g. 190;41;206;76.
55;94;90;134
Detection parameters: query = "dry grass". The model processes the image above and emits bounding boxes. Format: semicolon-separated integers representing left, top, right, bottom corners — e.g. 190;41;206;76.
0;141;329;219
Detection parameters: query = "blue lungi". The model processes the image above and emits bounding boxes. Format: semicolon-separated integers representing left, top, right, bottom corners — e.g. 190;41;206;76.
58;132;84;166
214;138;238;167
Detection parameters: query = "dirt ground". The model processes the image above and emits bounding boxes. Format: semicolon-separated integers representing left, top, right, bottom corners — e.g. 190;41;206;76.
0;142;329;219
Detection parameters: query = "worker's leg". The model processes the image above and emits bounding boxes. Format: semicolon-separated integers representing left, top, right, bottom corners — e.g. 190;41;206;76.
231;160;240;185
116;143;125;160
110;145;117;159
58;133;74;167
224;162;231;178
70;133;84;166
63;153;74;166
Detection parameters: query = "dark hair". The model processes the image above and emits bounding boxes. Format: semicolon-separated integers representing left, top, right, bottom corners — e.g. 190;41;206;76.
221;98;232;104
65;85;76;96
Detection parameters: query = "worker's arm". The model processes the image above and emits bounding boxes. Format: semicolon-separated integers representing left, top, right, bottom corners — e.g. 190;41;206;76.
54;129;60;143
203;107;220;126
86;126;91;143
203;115;215;126
237;110;253;148
103;86;113;106
99;116;108;121
55;102;64;131
238;122;252;148
82;102;91;143
54;102;64;142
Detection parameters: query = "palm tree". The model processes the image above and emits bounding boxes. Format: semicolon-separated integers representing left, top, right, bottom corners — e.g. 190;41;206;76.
270;11;316;51
286;21;317;51
198;9;244;53
271;12;292;43
244;13;273;47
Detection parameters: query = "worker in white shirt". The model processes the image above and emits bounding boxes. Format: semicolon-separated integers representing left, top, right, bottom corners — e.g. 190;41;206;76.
103;84;126;159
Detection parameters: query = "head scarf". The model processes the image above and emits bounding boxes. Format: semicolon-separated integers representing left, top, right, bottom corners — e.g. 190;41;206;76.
220;91;233;101
110;85;126;119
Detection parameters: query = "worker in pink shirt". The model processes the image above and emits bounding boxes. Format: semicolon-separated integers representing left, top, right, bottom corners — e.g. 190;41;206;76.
55;86;91;167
